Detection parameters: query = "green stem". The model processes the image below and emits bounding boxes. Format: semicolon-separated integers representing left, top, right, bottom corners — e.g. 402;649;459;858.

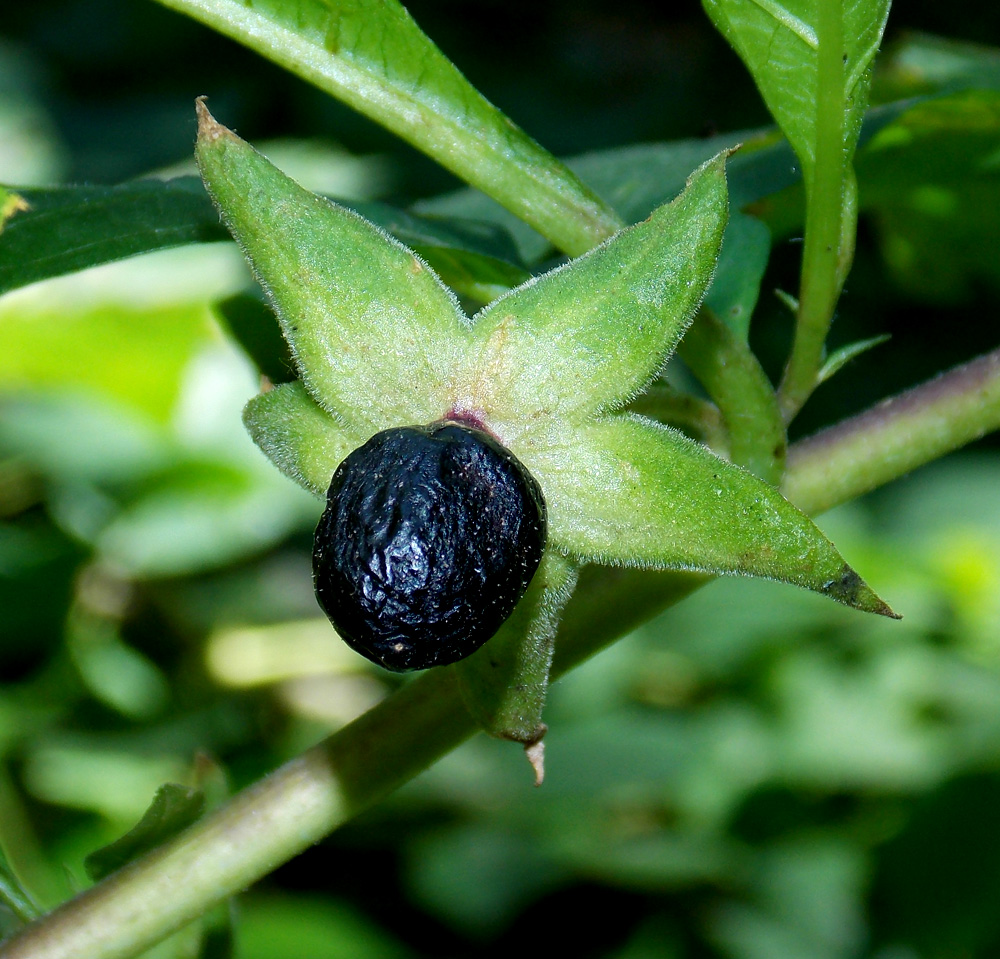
153;0;623;256
679;310;786;484
783;348;1000;513
4;349;999;959
777;0;849;422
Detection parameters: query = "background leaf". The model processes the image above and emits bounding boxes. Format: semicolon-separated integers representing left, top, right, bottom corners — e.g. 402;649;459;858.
857;90;1000;301
0;179;226;297
702;0;891;177
0;178;528;304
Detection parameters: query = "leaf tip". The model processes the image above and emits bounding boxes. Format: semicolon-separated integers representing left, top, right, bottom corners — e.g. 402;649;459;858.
823;564;901;619
194;96;233;146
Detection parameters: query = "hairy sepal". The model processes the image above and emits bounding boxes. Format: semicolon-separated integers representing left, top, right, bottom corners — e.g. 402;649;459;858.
196;101;468;435
527;413;898;618
454;552;578;747
243;382;354;497
452;153;729;438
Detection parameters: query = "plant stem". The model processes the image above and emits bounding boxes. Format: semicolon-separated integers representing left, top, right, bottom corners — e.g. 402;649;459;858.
3;349;999;959
778;0;850;422
783;348;1000;513
679;310;786;484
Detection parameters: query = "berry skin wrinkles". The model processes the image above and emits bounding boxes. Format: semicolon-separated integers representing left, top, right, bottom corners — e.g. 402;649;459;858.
312;420;546;671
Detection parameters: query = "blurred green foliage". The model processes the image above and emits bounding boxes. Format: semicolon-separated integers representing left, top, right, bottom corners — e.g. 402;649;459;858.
1;2;1000;958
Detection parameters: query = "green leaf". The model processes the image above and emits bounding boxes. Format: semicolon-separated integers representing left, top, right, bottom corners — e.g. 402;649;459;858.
242;381;354;497
84;784;205;883
817;334;890;385
416;131;748;265
703;212;772;341
526;413;897;618
0;177;528;303
154;0;622;255
875;31;1000;101
455;153;729;432
196;102;469;435
702;0;891;178
857;90;1000;301
0;178;226;297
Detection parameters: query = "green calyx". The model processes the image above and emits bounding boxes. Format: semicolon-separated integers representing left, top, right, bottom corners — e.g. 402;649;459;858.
196;99;896;748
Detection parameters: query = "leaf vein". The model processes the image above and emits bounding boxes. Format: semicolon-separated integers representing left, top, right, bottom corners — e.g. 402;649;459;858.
745;0;818;49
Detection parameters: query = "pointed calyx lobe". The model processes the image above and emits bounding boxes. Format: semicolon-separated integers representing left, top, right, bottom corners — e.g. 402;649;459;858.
455;154;730;435
197;101;896;640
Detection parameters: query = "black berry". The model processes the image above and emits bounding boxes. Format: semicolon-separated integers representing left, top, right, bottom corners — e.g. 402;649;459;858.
313;420;547;671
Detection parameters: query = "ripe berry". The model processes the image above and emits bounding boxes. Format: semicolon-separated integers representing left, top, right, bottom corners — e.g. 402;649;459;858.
313;420;547;671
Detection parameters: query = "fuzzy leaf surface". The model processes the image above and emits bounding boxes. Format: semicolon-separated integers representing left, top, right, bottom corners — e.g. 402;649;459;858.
242;382;354;497
526;413;896;617
455;551;578;748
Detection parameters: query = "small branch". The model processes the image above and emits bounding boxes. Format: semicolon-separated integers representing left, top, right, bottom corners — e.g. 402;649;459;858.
3;349;999;959
679;310;786;484
783;348;1000;513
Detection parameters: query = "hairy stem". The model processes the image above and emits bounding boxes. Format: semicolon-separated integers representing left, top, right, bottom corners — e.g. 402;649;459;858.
679;309;786;484
783;348;1000;512
3;349;999;959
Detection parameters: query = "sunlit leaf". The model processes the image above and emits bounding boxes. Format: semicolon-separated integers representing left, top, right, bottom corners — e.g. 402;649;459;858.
702;0;891;178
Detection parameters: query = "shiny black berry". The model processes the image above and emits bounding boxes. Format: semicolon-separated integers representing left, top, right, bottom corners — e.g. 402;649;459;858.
312;420;547;671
